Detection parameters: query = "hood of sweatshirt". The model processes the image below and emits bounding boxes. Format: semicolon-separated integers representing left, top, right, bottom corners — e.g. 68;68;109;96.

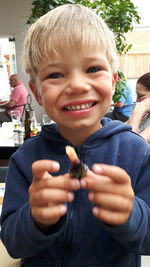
39;117;132;146
14;117;135;181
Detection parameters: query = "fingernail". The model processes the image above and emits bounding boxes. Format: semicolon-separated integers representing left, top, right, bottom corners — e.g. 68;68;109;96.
80;179;87;188
68;192;74;201
53;162;60;169
71;179;80;190
92;164;103;174
93;206;99;216
52;162;60;171
88;192;94;201
59;205;67;215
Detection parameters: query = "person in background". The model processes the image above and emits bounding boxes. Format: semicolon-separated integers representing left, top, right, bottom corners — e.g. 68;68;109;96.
0;73;28;124
127;72;150;143
1;4;150;267
105;71;133;122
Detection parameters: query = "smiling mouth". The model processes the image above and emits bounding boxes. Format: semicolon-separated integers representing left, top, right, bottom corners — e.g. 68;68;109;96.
63;102;97;111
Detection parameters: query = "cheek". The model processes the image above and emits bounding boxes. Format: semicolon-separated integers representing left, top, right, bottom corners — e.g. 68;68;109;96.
145;93;150;98
41;92;54;106
99;80;114;100
40;84;58;113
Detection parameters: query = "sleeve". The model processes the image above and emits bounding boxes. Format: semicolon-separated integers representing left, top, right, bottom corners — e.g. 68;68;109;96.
10;86;21;102
1;155;67;259
102;148;150;255
117;86;128;103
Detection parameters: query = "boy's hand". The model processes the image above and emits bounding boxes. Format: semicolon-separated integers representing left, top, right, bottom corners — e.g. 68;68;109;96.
81;164;134;226
29;160;80;230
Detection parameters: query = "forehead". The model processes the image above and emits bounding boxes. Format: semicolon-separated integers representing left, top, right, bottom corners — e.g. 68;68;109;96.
136;83;148;93
9;76;15;81
42;36;106;62
39;47;110;74
54;45;106;60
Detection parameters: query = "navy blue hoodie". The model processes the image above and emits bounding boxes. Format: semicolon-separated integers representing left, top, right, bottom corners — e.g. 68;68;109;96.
1;118;150;267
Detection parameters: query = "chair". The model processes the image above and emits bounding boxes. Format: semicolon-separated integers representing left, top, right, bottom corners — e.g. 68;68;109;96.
0;167;8;183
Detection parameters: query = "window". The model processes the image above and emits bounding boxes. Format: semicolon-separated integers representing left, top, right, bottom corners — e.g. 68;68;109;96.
0;37;17;101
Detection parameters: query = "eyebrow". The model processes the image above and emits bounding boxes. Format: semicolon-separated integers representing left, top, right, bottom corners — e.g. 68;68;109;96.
82;56;108;62
43;63;61;68
40;55;108;73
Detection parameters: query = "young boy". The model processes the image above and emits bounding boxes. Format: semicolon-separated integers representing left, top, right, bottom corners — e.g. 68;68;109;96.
1;4;150;267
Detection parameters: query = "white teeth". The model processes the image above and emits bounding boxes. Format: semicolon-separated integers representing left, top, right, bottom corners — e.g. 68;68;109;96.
76;105;80;110
81;104;86;109
65;102;94;111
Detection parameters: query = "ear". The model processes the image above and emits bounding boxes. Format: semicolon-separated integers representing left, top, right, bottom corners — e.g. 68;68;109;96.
29;81;43;106
112;72;118;94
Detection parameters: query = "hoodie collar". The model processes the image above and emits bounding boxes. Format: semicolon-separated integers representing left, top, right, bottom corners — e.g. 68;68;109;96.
39;118;132;145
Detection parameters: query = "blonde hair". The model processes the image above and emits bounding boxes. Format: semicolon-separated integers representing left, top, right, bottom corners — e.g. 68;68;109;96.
23;4;118;82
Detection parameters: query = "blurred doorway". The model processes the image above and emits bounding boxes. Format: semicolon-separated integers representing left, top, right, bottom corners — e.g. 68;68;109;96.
0;37;17;101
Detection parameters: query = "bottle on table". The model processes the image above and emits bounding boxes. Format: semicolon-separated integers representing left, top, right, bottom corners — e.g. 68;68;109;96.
24;107;38;140
30;107;38;136
24;108;31;140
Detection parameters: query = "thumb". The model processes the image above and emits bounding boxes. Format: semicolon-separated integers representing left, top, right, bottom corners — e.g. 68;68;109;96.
32;159;60;181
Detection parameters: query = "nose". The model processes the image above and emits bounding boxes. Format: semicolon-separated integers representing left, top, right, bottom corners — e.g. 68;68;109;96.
65;74;91;95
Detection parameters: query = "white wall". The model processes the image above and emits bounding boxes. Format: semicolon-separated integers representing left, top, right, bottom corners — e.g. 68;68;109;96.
0;0;44;122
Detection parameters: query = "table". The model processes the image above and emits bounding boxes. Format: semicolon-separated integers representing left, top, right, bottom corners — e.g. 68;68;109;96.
0;124;19;165
0;145;19;166
0;100;8;106
0;145;19;159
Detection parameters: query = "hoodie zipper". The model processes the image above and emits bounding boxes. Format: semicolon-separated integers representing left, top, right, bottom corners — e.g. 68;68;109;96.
61;146;85;266
61;194;79;266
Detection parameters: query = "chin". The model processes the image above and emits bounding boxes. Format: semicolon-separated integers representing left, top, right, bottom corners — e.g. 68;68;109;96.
71;121;98;131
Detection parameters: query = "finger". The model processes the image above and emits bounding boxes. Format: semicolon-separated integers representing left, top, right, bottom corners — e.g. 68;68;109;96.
32;204;67;226
81;178;134;198
29;174;80;192
81;173;113;193
92;164;131;184
86;169;111;182
30;188;74;205
32;160;60;180
92;206;131;225
88;192;133;212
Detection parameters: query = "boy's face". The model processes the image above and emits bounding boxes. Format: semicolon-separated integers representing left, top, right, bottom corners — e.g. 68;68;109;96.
30;47;117;144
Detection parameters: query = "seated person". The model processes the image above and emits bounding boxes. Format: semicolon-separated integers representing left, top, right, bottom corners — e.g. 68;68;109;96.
105;71;133;122
127;72;150;143
0;74;28;124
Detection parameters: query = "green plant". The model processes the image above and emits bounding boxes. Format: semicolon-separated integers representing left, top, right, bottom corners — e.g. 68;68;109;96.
27;0;141;54
113;71;127;103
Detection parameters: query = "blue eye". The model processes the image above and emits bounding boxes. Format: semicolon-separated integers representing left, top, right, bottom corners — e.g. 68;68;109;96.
87;67;100;73
46;73;63;79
